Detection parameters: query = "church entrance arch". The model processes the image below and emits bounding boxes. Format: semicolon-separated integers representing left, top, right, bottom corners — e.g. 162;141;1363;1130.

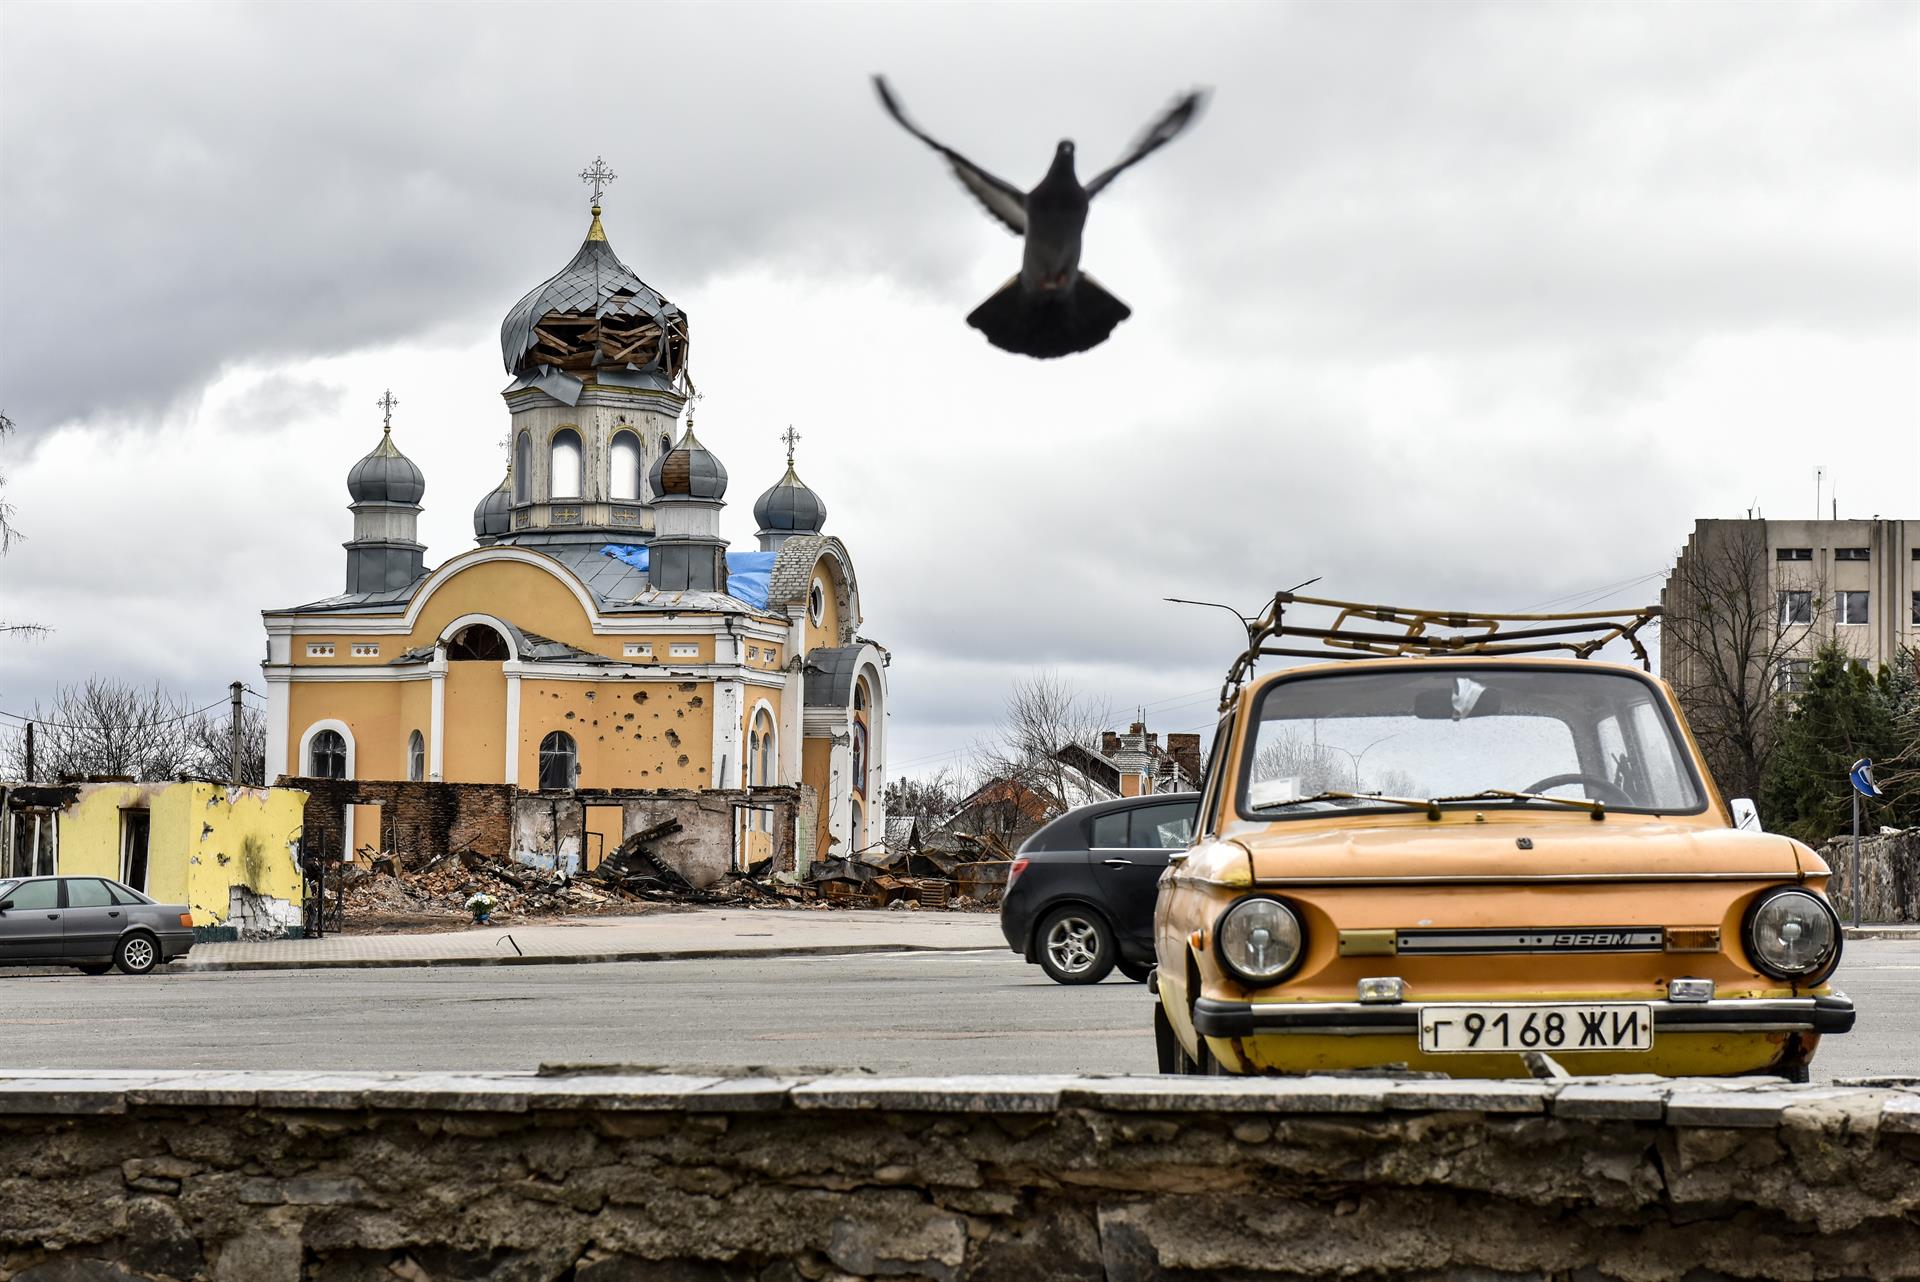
439;616;516;784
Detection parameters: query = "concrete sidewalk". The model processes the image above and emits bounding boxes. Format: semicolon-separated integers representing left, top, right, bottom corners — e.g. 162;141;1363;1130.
169;909;1009;973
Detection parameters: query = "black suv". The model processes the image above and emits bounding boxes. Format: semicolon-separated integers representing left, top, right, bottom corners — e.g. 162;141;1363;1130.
998;793;1199;984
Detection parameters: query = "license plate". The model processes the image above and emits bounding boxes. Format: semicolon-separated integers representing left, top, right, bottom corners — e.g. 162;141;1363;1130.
1418;1003;1654;1054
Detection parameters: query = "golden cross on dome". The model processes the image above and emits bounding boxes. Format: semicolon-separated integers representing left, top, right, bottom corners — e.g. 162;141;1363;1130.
781;425;801;467
376;389;399;435
579;156;617;205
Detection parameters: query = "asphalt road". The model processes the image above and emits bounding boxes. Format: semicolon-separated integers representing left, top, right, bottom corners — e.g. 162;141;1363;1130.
0;942;1913;1079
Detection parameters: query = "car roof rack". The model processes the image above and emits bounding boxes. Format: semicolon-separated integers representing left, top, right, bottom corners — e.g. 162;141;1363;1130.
1218;591;1660;709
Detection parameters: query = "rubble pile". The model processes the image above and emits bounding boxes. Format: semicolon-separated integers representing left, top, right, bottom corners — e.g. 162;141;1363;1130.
339;850;642;922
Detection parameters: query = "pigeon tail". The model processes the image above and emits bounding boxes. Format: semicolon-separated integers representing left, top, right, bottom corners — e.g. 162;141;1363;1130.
966;274;1132;359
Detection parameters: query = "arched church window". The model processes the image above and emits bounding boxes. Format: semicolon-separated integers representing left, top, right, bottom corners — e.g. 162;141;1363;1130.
749;708;777;832
513;432;531;503
851;722;868;797
407;730;426;782
446;624;510;661
538;731;578;791
550;429;583;499
610;431;642;502
850;799;865;854
854;679;868;713
309;730;348;780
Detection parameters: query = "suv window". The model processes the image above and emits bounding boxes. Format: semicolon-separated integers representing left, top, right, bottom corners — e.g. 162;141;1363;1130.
1089;812;1130;848
65;879;114;908
1128;802;1197;849
5;880;58;911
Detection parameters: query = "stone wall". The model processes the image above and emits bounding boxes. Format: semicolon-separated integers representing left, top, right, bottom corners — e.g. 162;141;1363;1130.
285;778;514;867
1;1070;1916;1282
1820;829;1920;922
284;781;810;888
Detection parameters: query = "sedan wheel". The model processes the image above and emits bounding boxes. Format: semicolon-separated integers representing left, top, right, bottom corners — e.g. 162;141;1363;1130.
1036;907;1116;984
115;933;159;976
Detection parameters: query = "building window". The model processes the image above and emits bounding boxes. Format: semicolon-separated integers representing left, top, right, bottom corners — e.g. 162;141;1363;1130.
851;722;869;797
1912;591;1919;627
670;643;698;659
513;432;531;502
849;799;865;854
751;709;776;787
538;731;578;790
1777;591;1812;628
808;582;825;626
307;643;335;658
1776;548;1812;562
351;643;379;658
446;623;510;661
610;430;642;502
407;730;426;782
854;679;868;713
550;428;583;499
309;730;348;780
119;812;151;894
1776;660;1812;695
1835;547;1869;561
1837;591;1869;625
623;642;653;658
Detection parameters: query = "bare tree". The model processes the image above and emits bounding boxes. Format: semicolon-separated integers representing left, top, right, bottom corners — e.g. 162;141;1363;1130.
184;701;268;786
883;766;965;822
972;672;1112;817
0;679;204;782
1661;521;1826;801
0;410;48;642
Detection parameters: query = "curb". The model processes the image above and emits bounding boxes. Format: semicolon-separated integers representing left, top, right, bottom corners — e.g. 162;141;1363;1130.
1844;926;1920;941
163;942;1005;975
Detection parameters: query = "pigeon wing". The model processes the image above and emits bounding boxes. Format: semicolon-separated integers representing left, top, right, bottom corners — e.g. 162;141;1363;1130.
1085;89;1208;198
874;76;1028;236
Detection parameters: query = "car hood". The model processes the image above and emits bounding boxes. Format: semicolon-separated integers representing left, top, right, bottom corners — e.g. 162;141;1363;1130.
1240;818;1809;884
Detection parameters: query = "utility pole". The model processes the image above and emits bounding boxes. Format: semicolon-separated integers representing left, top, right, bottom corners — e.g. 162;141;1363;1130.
23;722;34;781
229;682;244;784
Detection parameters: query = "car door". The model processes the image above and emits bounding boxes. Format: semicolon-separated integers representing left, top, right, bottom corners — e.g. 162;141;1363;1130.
59;878;125;961
0;879;66;959
1092;800;1198;952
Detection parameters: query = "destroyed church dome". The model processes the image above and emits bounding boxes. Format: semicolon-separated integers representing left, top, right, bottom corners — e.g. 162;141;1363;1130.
499;205;689;384
752;463;826;534
347;429;425;506
649;422;727;501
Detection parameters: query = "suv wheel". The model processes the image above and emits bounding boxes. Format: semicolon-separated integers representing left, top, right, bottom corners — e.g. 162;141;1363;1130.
114;933;159;976
1036;907;1116;984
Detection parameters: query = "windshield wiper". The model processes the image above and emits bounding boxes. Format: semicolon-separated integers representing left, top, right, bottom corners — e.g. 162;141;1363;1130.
1251;789;1442;820
1432;789;1607;820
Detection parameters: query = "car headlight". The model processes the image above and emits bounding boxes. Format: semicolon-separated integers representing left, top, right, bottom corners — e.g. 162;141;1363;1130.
1744;888;1840;981
1214;896;1304;985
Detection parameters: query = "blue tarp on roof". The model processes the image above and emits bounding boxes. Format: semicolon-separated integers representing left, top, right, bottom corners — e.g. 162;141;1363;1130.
601;545;775;611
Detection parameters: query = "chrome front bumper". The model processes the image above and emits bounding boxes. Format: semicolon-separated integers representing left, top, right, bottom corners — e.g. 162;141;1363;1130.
1191;993;1855;1038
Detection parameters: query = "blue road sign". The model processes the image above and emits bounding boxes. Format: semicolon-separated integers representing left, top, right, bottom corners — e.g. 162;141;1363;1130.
1850;758;1883;799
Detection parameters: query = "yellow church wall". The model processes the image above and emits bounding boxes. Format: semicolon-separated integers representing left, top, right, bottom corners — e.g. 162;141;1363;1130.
56;783;307;927
803;738;836;860
802;565;843;653
285;678;428;780
443;662;508;783
519;678;716;789
397;680;432;773
412;560;599;654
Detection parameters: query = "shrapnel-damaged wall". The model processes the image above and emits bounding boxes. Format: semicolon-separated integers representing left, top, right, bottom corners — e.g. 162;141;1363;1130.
0;1071;1916;1282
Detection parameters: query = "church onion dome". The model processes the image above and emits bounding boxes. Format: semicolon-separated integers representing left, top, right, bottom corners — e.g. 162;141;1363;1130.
347;428;425;506
753;463;827;534
499;204;689;384
649;422;727;500
473;472;512;541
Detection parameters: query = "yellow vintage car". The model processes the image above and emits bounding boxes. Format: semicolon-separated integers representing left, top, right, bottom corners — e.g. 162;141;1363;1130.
1153;593;1853;1080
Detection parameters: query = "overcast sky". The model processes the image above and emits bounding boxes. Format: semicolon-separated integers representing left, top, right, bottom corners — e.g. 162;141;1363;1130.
1;0;1915;781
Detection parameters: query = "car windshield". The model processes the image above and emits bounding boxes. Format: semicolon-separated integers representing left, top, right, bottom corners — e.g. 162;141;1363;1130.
1240;666;1705;818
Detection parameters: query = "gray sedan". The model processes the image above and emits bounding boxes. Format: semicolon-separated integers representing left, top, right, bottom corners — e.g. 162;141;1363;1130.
0;876;195;974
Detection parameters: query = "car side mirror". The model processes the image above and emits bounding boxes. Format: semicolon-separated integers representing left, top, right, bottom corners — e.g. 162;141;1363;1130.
0;900;12;912
1729;798;1762;831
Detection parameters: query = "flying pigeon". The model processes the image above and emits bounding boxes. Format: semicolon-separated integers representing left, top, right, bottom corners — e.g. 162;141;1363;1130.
874;76;1206;359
